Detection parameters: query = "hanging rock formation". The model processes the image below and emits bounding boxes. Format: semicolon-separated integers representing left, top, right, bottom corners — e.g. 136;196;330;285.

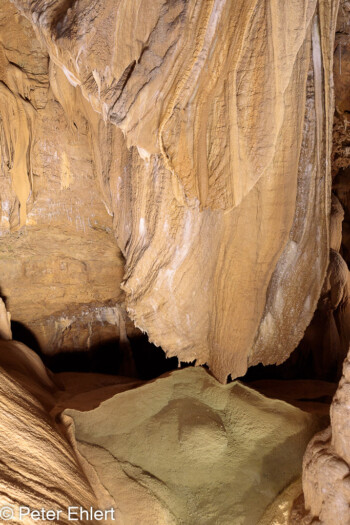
287;5;350;523
0;0;338;380
276;193;350;383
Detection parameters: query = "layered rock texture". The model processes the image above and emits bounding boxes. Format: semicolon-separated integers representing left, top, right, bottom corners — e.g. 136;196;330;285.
277;192;350;383
0;301;98;524
294;0;350;383
0;0;338;381
289;344;350;524
0;1;138;358
2;1;350;524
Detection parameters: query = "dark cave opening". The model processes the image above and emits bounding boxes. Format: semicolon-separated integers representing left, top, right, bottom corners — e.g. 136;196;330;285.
44;334;180;381
10;310;345;387
10;318;181;380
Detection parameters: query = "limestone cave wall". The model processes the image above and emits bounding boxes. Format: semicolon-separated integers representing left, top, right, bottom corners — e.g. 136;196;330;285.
1;1;350;524
0;0;340;382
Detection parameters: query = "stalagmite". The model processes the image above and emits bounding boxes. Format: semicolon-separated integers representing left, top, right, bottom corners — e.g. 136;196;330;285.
290;344;350;524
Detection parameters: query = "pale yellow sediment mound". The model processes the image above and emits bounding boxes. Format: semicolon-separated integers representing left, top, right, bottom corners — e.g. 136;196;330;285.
65;367;324;525
0;332;328;524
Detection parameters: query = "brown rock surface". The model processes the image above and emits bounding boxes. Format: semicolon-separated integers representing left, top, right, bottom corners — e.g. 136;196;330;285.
292;194;350;382
0;0;338;380
332;0;350;269
290;345;350;525
0;2;140;358
332;0;350;177
264;1;350;385
0;342;99;524
0;302;130;524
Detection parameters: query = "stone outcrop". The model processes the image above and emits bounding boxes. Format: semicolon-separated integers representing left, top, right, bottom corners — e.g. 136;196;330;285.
2;2;350;524
0;367;99;525
0;1;139;357
248;0;350;386
0;0;338;381
284;193;350;382
0;330;98;524
332;0;350;179
290;344;350;524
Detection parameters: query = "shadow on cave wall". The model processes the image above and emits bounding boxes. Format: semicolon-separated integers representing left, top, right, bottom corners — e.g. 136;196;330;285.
9;316;194;381
44;335;180;380
7;266;350;386
11;321;42;356
240;302;350;385
9;319;179;380
9;312;349;385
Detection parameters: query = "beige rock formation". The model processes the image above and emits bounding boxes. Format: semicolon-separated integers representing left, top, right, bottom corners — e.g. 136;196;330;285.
331;2;350;304
290;344;350;525
0;344;99;524
0;1;140;356
0;297;12;340
1;2;348;524
0;0;337;381
268;1;350;385
0;302;126;524
332;0;350;177
282;4;350;521
294;194;350;381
